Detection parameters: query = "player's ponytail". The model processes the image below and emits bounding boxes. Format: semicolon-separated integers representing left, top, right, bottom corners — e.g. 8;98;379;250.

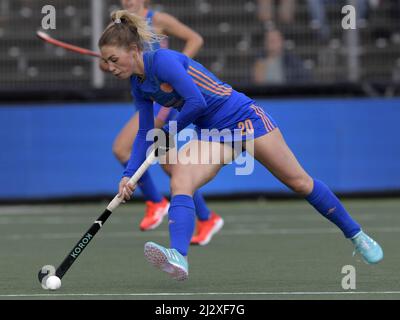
98;10;163;50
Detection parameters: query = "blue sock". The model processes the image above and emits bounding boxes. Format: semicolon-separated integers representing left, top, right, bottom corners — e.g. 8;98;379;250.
193;191;211;221
306;179;361;238
122;161;163;203
168;195;195;256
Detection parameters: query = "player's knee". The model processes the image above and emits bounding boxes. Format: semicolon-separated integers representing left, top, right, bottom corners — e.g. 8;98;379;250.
287;175;313;196
170;174;194;195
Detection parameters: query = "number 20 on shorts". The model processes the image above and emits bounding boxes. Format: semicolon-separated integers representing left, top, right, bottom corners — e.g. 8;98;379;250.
238;119;254;135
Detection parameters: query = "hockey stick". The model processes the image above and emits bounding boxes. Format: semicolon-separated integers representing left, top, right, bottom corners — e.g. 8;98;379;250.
37;149;157;287
36;30;101;58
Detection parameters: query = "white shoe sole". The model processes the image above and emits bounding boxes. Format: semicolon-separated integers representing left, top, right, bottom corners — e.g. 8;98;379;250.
197;218;224;246
144;243;188;281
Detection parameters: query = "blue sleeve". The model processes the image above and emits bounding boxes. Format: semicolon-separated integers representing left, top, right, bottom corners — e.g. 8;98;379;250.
123;87;154;178
153;50;207;133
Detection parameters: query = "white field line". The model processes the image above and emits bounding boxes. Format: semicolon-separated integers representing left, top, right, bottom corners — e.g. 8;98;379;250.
0;217;125;225
1;201;399;216
0;206;99;215
0;212;383;223
1;226;400;241
1;291;400;298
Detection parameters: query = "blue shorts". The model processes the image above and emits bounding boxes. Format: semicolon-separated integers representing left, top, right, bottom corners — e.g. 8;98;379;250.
193;93;278;142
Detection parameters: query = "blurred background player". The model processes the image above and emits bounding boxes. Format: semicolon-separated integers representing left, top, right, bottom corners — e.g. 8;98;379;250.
257;0;296;28
100;0;223;245
102;10;383;281
252;28;312;85
306;0;370;42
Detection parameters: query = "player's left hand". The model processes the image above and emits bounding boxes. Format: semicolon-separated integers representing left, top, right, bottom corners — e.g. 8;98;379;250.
118;177;136;201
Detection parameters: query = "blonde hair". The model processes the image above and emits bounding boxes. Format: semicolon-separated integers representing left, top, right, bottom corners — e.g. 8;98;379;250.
98;10;163;50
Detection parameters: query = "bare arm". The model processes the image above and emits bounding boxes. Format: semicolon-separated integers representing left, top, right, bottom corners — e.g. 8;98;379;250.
154;12;204;58
154;117;165;128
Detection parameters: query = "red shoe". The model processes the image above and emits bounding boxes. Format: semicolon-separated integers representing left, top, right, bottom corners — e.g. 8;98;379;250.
190;212;224;246
139;198;170;231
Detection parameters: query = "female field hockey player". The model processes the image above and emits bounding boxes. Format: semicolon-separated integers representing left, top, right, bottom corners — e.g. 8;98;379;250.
100;10;383;281
101;0;223;245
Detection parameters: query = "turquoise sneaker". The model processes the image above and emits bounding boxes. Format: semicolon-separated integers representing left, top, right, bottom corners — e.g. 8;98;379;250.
351;231;383;264
144;242;189;281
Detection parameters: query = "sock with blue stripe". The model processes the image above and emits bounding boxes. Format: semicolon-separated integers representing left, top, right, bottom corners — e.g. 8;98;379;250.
193;191;211;221
306;179;361;238
122;161;163;203
168;195;196;256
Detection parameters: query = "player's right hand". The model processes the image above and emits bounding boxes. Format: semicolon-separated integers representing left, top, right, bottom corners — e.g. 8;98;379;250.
118;177;136;201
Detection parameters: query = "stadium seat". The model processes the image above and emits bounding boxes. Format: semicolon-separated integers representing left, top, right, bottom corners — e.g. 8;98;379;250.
1;0;398;89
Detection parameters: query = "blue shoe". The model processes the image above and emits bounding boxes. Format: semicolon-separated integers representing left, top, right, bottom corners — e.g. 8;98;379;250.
144;242;189;281
351;231;383;264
